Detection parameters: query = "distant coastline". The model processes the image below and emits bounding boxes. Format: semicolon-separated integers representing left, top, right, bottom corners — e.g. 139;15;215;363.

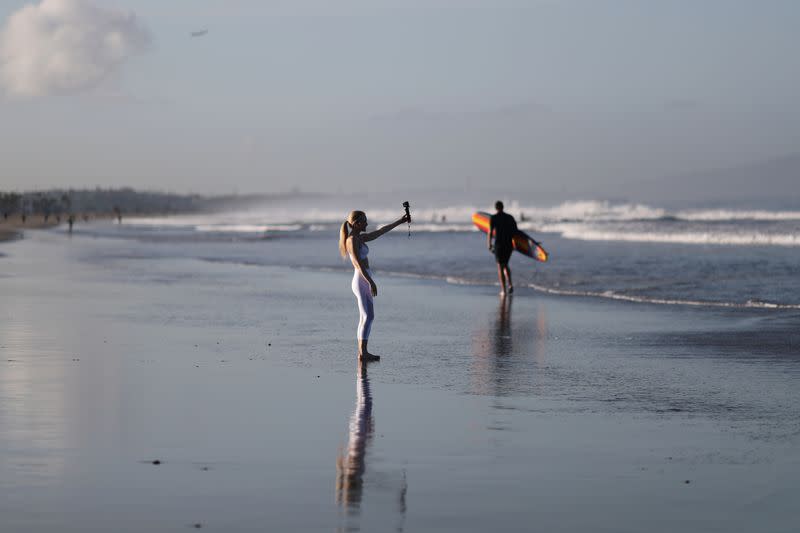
0;188;324;242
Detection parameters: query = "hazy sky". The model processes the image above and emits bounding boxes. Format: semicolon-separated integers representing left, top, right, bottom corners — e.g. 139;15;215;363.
0;0;798;195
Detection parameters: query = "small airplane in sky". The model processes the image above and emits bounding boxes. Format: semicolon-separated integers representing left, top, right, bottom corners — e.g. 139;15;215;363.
190;29;208;37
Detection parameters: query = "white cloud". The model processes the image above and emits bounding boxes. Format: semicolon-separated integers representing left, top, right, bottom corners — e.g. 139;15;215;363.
0;0;150;97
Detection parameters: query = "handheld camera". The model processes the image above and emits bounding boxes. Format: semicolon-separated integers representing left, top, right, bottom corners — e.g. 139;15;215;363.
402;201;411;238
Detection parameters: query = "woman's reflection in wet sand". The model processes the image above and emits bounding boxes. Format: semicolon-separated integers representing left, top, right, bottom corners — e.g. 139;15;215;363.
336;364;408;532
336;363;374;515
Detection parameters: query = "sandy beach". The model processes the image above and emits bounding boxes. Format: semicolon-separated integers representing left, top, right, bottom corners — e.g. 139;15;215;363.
1;230;798;532
0;214;62;242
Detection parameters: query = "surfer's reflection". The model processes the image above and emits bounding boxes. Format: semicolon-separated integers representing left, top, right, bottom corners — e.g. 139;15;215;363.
336;363;374;512
470;296;548;396
494;294;513;357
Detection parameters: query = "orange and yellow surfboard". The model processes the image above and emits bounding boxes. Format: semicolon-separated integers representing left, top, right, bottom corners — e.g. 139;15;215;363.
472;212;548;263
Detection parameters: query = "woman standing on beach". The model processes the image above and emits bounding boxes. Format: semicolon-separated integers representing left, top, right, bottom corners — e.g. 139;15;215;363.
339;210;410;362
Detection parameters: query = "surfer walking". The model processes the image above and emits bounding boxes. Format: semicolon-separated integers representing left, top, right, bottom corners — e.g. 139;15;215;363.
339;209;411;362
488;201;517;295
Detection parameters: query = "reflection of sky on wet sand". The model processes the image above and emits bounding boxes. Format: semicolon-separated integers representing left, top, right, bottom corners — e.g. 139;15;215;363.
0;246;129;489
0;295;69;486
470;296;548;397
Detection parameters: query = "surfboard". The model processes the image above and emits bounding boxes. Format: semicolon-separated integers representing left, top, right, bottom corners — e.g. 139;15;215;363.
472;212;548;262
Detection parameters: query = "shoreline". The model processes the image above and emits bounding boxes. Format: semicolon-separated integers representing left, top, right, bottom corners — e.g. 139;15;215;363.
0;214;58;241
4;223;798;313
5;222;800;315
0;211;188;242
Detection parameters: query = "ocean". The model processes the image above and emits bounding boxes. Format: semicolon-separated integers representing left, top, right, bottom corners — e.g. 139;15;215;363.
64;198;800;310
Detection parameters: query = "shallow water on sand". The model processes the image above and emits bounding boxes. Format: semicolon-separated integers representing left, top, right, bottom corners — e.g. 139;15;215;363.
1;233;799;532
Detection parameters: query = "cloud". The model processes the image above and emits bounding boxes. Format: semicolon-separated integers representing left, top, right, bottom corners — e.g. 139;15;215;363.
0;0;150;97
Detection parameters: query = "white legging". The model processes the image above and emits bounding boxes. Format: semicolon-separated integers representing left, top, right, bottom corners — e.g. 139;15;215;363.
352;269;374;340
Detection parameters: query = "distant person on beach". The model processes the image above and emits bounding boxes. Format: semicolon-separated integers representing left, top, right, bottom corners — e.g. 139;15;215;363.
487;201;517;295
339;209;411;362
68;215;75;233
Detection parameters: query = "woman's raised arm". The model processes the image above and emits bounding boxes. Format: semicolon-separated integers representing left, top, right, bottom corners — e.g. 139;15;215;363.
361;215;409;242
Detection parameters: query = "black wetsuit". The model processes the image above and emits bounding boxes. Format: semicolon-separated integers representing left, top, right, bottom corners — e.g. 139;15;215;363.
490;211;517;265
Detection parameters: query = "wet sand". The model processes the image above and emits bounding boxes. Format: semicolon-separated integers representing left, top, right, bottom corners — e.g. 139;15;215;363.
1;231;798;532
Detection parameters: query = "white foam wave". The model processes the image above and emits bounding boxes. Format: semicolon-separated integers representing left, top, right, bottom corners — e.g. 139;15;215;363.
529;202;800;223
525;283;800;309
530;201;800;223
677;209;800;221
386;200;666;224
521;200;666;222
194;224;302;233
406;223;474;232
125;216;305;233
125;217;200;227
444;276;484;286
541;223;800;246
124;201;800;238
385;269;800;309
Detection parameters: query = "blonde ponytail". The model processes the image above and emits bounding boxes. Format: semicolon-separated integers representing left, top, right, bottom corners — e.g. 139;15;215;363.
339;220;350;258
339;210;366;258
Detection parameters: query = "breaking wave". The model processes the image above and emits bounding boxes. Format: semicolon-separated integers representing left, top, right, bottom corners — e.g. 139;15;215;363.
540;223;800;247
127;200;800;226
115;200;800;247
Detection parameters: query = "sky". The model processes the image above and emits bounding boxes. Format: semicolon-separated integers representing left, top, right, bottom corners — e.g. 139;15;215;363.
0;0;798;196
